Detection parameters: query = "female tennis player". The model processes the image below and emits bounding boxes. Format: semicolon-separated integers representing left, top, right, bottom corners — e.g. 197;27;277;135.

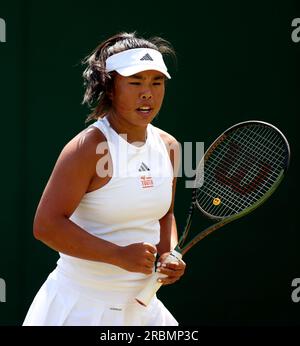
23;32;186;326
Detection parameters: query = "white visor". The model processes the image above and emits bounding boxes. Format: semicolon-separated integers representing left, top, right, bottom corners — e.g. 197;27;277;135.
106;48;171;79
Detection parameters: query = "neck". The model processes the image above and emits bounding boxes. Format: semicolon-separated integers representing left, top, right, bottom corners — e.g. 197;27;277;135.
106;113;148;144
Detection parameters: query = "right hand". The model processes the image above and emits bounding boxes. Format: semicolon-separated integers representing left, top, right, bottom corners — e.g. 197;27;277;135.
117;242;157;275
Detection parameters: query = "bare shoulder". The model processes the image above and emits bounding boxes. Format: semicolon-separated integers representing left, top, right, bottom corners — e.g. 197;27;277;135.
52;124;110;190
61;125;107;159
38;125;110;218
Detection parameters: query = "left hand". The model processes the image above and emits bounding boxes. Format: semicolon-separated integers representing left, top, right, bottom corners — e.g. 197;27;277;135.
156;252;186;285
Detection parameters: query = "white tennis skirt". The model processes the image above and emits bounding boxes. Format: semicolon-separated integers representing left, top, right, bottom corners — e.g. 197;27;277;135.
22;268;178;326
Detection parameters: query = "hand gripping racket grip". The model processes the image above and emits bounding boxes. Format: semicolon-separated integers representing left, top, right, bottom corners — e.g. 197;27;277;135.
135;249;182;306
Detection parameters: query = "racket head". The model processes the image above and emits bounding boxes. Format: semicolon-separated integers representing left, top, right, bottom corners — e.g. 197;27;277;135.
194;120;290;220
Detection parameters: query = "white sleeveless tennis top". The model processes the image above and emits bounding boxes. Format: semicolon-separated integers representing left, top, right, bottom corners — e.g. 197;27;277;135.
56;116;173;291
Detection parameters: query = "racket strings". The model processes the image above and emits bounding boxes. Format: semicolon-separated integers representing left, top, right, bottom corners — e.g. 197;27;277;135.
203;127;284;214
200;146;282;215
196;124;288;218
195;126;284;189
229;127;285;172
201;128;284;200
205;127;285;182
197;128;282;198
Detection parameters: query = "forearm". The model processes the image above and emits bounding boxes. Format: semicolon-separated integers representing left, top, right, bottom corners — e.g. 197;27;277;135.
34;216;121;266
157;212;178;255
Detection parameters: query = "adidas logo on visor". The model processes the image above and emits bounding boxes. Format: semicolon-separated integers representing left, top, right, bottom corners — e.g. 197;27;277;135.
140;53;153;61
138;162;151;172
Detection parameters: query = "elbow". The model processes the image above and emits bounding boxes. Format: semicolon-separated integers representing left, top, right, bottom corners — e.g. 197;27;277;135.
33;214;46;241
33;212;54;242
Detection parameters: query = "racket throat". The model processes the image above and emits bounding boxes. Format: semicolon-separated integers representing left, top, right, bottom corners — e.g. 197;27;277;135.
171;246;183;258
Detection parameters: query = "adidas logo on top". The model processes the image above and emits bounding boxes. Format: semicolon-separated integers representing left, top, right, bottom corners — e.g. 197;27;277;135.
140;53;153;61
138;162;150;172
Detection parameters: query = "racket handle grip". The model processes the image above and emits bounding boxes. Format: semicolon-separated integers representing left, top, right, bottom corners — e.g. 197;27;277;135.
135;249;182;307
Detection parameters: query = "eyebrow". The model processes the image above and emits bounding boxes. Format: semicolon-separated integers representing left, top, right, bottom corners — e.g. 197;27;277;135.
129;74;165;80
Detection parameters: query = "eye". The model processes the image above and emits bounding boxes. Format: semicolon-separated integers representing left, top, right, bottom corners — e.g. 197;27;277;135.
129;82;140;85
153;82;162;85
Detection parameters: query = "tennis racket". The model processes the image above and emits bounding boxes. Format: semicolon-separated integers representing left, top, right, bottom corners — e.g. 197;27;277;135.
135;120;290;306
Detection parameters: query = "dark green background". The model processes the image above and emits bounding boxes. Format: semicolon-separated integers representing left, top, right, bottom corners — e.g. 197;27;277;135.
0;0;299;325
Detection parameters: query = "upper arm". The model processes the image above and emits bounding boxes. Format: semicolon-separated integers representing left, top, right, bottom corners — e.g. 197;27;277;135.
34;127;107;226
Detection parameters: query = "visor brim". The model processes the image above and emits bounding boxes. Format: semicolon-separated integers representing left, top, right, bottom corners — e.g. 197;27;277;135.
115;66;171;79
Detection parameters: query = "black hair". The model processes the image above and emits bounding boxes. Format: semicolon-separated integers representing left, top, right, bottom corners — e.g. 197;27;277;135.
81;32;176;123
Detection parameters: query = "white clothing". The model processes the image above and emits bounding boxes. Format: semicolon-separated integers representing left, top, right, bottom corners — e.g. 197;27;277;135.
23;268;177;326
23;117;176;326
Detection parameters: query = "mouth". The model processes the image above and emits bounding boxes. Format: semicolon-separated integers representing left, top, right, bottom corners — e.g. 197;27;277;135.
136;106;153;113
136;106;153;117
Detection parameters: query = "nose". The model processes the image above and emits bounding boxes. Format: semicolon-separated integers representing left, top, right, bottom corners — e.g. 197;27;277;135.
140;90;152;100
